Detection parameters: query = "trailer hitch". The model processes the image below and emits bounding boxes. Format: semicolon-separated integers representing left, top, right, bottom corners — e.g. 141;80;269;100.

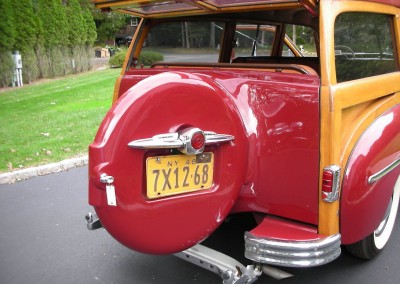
85;212;103;230
175;244;293;283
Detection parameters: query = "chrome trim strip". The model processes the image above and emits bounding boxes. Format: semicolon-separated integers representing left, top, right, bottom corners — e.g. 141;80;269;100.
128;133;183;149
244;232;341;267
368;158;400;184
128;129;234;153
204;131;235;145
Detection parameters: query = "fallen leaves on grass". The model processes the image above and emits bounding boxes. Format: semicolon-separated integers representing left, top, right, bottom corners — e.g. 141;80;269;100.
35;149;53;156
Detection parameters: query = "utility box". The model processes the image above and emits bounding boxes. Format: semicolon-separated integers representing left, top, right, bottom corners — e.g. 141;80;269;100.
13;52;22;69
12;51;23;87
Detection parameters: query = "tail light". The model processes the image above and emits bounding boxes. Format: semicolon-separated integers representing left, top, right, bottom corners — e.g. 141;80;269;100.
191;132;205;150
322;165;341;202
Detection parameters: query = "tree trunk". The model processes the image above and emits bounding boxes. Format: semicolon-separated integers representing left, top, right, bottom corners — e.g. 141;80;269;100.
185;22;190;48
292;25;297;45
181;22;185;48
210;22;215;48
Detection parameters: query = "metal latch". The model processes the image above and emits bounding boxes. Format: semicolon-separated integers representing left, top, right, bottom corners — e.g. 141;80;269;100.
100;173;117;206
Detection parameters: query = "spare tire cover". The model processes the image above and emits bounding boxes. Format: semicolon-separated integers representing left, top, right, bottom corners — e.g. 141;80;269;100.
89;71;247;254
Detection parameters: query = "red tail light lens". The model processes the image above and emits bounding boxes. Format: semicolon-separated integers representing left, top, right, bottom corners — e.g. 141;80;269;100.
321;165;341;202
322;171;334;193
191;132;205;150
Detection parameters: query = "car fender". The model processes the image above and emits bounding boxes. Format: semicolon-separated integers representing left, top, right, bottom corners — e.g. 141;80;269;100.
340;104;400;244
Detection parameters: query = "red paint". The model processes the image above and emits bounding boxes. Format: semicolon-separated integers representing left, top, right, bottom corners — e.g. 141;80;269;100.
249;215;320;241
340;105;400;244
89;68;320;254
223;70;320;224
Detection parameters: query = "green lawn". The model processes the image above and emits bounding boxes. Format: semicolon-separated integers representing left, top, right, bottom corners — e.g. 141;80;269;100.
0;68;120;173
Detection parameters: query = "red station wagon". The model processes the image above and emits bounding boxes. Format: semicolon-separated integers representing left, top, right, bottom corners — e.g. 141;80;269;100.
86;0;400;282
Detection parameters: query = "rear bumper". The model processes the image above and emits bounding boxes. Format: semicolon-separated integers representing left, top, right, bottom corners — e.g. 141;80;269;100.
244;216;341;267
245;232;341;267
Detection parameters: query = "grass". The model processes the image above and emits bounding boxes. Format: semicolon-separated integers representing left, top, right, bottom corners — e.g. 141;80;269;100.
0;68;120;173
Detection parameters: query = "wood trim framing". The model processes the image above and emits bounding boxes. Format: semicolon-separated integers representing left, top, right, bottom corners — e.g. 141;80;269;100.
318;0;400;236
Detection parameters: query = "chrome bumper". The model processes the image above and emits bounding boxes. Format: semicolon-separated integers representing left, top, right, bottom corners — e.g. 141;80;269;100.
245;232;341;267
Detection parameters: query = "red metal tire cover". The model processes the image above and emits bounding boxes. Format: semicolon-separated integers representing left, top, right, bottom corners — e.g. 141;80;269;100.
89;71;247;254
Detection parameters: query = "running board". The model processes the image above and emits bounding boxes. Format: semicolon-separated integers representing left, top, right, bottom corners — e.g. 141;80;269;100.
174;244;293;283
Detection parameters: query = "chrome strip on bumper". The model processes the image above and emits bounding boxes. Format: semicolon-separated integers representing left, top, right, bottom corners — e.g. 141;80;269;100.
244;232;341;267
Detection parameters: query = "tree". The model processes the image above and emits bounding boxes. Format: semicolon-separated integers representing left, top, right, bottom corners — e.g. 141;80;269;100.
66;0;86;72
36;0;58;49
210;22;216;48
35;0;71;77
12;0;41;83
0;0;16;51
92;10;130;44
82;7;97;71
52;0;70;48
0;0;16;87
83;8;97;46
67;0;85;47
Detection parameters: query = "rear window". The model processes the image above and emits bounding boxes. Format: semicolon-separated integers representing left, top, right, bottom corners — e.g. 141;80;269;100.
233;24;317;57
142;21;223;64
233;24;277;57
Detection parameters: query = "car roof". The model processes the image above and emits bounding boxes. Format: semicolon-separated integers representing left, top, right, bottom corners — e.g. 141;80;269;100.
91;0;305;18
91;0;399;18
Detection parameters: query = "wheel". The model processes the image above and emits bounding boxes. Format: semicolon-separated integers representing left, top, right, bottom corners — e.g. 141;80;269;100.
346;175;400;259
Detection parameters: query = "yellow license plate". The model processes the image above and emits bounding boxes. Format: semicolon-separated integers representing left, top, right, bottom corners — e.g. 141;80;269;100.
146;153;214;199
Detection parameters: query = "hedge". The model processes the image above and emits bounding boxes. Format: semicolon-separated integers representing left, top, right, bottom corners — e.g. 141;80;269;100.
109;50;164;68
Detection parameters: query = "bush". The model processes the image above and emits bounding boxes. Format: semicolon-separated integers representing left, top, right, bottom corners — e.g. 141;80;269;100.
21;49;39;83
109;49;126;68
138;51;163;66
109;50;164;68
0;51;14;87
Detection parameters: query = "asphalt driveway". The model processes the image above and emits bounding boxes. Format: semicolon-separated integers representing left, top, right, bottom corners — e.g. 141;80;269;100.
1;166;400;284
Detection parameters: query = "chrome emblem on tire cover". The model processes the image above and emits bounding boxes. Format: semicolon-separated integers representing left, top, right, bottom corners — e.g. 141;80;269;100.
128;127;234;155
